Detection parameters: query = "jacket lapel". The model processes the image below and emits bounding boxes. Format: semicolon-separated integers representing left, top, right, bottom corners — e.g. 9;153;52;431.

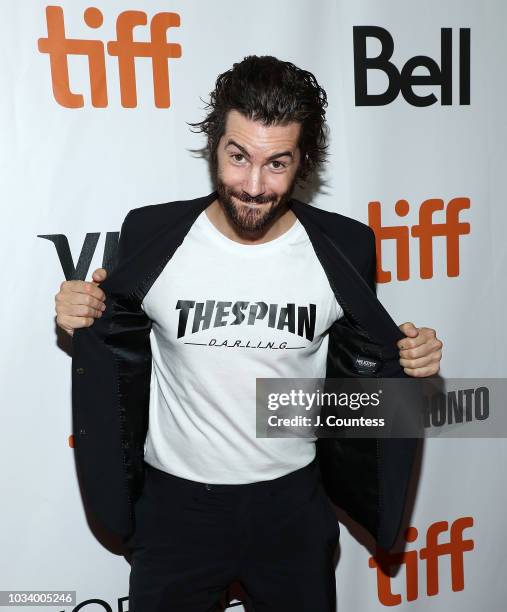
290;197;406;353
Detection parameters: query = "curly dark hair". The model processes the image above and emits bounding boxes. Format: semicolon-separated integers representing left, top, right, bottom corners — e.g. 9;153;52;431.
189;55;329;183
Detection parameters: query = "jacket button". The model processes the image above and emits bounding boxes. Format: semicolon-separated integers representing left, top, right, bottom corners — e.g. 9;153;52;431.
76;367;85;375
79;428;87;435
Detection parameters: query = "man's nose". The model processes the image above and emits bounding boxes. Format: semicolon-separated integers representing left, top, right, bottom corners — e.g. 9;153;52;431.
243;166;265;197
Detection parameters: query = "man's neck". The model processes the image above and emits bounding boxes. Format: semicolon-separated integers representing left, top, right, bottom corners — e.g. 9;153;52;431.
205;198;297;245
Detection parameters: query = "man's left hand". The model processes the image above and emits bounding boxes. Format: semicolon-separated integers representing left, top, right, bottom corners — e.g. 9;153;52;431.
397;322;443;377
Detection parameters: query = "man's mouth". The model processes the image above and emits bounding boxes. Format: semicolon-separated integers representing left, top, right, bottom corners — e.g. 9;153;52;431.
233;195;271;206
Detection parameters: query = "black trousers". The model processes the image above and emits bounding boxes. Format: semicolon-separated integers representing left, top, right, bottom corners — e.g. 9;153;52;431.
126;457;340;611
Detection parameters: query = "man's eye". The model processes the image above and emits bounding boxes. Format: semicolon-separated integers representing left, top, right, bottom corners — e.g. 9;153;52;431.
231;154;244;162
270;161;286;170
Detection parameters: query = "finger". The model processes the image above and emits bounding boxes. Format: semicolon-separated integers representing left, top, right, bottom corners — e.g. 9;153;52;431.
56;302;104;319
91;267;108;283
400;338;442;359
56;289;106;312
398;322;418;337
57;315;96;332
399;328;440;352
399;349;442;370
403;363;440;377
399;338;442;360
68;291;106;311
60;279;105;302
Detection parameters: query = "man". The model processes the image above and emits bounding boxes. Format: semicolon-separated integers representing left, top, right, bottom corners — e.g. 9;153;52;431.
55;56;442;611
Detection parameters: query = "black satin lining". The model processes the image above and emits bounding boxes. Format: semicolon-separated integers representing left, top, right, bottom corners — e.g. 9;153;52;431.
105;297;153;506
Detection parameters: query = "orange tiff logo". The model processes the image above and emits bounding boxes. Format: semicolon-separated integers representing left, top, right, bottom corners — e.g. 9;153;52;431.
368;197;471;282
369;517;474;606
37;6;182;108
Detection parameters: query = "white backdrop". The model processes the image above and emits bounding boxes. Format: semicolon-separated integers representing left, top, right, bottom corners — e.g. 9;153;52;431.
1;1;506;610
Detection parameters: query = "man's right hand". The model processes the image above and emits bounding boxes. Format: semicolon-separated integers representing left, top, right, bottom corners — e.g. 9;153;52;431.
55;268;109;337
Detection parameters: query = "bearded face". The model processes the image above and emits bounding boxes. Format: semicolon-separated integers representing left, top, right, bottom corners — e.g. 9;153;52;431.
213;110;302;234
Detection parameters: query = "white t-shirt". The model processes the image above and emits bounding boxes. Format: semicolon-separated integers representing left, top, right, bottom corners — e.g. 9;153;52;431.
141;208;343;483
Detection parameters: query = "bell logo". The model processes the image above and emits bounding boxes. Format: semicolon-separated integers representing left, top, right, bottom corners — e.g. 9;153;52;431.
353;26;470;107
368;197;470;282
37;6;182;108
369;517;474;605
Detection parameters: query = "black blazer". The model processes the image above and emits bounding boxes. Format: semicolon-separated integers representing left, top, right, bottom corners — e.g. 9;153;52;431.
71;191;417;550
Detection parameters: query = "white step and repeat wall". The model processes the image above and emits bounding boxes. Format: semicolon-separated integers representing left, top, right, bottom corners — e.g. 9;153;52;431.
1;1;506;610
